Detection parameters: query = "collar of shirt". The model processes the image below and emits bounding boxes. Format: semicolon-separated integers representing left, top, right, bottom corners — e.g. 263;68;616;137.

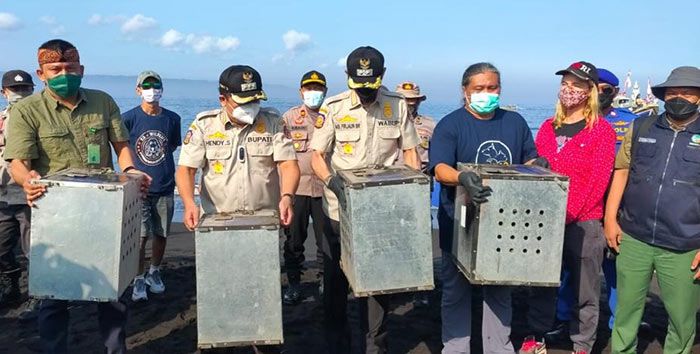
41;88;88;110
658;113;700;134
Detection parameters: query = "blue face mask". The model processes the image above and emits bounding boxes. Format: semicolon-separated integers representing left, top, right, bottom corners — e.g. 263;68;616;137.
303;90;325;109
469;92;500;114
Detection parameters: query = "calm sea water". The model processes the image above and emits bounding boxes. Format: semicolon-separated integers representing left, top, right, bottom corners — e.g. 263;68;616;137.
112;97;555;220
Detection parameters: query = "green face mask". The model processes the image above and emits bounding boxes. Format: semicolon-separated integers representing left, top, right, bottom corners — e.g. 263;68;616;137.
47;74;82;99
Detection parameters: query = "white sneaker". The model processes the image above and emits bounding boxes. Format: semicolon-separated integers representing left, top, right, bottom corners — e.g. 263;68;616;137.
132;277;148;302
145;269;165;294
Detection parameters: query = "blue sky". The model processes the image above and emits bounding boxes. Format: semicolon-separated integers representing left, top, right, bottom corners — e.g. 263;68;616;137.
1;0;698;104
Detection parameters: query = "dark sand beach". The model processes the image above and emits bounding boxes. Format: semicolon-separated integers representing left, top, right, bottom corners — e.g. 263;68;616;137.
1;223;698;353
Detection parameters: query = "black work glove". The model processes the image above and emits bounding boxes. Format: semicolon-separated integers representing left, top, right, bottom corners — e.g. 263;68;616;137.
458;171;492;204
531;156;551;169
326;175;347;210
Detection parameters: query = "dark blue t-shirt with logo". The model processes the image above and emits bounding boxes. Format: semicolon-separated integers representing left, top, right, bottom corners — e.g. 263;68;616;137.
428;107;538;251
122;107;182;196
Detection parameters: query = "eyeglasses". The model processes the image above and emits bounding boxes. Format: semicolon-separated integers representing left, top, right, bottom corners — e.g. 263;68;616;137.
601;86;615;95
140;82;162;90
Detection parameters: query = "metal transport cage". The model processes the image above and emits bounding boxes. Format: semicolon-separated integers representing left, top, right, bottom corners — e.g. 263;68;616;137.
337;165;434;297
451;164;569;287
195;210;283;348
29;168;142;301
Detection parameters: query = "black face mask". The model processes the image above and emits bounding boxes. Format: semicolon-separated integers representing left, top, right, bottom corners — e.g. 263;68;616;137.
355;88;378;104
665;97;699;121
407;104;418;118
598;89;615;110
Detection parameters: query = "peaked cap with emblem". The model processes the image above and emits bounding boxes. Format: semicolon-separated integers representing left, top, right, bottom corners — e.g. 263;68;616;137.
300;70;327;87
219;65;268;104
2;70;35;88
347;46;384;90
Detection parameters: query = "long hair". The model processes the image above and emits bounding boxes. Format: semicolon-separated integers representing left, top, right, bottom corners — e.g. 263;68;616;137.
553;83;600;129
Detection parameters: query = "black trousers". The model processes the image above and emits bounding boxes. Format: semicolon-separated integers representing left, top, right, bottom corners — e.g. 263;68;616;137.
39;299;127;354
322;217;391;354
0;204;30;273
283;196;325;284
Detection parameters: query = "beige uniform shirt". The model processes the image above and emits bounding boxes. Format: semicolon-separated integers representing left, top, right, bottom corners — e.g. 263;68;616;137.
310;88;420;221
396;114;435;169
0;107;26;205
282;105;324;198
178;108;297;214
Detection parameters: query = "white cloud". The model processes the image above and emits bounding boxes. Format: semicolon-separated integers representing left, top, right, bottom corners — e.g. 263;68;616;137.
158;30;240;54
337;56;347;67
40;16;56;25
87;14;103;25
40;16;65;35
160;29;184;47
282;30;311;52
0;12;21;31
120;14;157;34
87;14;125;26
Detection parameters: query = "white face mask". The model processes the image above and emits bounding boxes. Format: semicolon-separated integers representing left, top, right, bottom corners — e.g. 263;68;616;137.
302;90;325;109
230;101;261;125
141;88;162;103
4;88;32;106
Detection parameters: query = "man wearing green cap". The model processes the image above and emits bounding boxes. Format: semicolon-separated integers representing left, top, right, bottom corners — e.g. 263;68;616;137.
5;38;150;354
122;70;182;302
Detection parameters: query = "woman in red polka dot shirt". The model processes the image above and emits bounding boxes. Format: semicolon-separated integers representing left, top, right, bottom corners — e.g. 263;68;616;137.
532;62;616;354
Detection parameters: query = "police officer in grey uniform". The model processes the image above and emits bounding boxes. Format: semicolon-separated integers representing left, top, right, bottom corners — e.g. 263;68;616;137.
310;46;420;354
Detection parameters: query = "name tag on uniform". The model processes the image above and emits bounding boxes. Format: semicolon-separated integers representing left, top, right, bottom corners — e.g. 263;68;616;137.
638;137;656;144
87;144;100;164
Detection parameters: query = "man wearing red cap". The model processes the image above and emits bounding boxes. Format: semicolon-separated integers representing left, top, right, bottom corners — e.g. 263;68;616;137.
5;39;151;354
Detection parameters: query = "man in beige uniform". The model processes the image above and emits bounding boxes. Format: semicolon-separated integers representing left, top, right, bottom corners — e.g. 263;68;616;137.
281;70;327;305
395;81;435;171
176;65;299;232
310;46;420;354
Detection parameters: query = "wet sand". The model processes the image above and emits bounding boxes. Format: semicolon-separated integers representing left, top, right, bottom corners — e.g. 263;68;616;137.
1;223;698;353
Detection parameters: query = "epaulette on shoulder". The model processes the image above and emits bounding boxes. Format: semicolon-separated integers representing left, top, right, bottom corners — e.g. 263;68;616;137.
324;91;349;107
381;90;404;99
195;109;221;121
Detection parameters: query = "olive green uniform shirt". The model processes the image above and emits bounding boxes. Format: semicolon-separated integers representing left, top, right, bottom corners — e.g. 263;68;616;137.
4;88;129;176
310;88;420;221
615;122;634;169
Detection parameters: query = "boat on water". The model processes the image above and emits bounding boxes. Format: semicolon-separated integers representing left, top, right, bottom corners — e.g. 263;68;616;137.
612;71;659;118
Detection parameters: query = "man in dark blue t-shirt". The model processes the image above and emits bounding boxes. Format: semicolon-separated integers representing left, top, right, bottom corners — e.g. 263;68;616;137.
122;70;181;302
429;63;544;353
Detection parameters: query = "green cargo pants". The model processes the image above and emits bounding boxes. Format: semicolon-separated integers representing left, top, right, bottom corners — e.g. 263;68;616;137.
611;234;700;354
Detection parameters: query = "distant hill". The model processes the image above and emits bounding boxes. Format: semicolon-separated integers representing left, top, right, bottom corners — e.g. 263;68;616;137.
0;72;299;100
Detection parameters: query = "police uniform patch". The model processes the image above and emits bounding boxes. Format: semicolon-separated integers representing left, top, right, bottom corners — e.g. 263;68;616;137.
208;131;227;140
293;132;304;139
293;142;301;150
342;143;354;155
383;102;392;118
212;161;224;174
255;121;266;134
300;109;307;117
420;135;429;149
337;115;358;123
183;130;193;145
315;115;325;129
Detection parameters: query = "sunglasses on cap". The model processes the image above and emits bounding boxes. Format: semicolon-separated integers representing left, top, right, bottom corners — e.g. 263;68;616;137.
140;82;162;90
